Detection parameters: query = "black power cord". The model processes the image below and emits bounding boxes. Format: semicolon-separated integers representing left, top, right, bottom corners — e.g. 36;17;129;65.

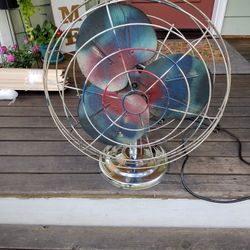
180;125;250;203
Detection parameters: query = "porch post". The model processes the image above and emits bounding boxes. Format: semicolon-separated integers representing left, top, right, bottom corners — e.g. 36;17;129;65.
211;0;228;34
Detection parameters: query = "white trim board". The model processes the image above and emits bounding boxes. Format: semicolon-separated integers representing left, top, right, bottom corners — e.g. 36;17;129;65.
0;198;249;228
212;0;228;34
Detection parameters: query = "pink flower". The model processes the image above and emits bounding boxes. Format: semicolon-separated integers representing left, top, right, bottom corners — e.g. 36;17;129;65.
23;38;29;45
6;54;16;63
0;46;8;54
32;45;39;54
57;30;63;37
12;44;18;50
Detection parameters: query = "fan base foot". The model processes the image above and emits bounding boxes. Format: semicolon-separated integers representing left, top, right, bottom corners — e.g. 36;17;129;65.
99;145;168;190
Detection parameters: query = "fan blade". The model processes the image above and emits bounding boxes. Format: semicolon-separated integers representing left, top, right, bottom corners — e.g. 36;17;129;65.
140;54;211;119
76;3;157;92
78;84;149;145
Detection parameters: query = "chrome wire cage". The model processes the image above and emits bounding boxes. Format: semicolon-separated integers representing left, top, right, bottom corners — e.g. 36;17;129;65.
43;0;231;189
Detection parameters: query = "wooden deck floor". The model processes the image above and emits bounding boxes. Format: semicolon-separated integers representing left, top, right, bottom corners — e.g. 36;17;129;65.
0;39;249;199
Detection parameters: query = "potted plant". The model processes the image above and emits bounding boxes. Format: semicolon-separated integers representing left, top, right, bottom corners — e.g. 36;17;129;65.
32;20;63;63
17;0;36;40
0;40;39;68
0;0;18;9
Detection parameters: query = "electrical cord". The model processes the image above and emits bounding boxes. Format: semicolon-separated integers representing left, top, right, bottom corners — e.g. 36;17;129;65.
180;125;250;203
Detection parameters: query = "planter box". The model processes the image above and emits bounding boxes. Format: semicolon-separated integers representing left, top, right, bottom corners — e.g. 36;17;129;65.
0;68;68;91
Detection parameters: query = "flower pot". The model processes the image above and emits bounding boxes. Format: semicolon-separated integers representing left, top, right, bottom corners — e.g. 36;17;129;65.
0;0;18;9
39;43;63;64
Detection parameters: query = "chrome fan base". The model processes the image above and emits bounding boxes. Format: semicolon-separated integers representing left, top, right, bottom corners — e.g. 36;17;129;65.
99;145;168;190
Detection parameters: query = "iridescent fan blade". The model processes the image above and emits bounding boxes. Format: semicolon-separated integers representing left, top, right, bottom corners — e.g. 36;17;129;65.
140;54;211;119
78;85;149;145
76;3;157;91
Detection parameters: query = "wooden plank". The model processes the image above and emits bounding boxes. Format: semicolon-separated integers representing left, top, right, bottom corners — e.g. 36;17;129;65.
220;117;250;128
0;225;250;250
212;85;250;98
220;87;250;98
205;128;250;141
0;141;105;156
2;75;247;98
229;76;250;85
191;141;250;157
1;83;247;99
0;141;249;157
0;106;64;117
215;81;250;89
0;173;249;199
0;116;249;129
171;156;250;174
212;97;250;106
0;141;84;156
0;83;247;107
1;225;250;250
0;106;250;117
6;79;250;98
0;117;56;128
0;128;65;141
0;156;249;175
0;75;248;105
0;128;250;142
0;95;79;107
213;81;250;97
1;96;249;107
226;74;250;83
0;156;98;173
227;38;250;62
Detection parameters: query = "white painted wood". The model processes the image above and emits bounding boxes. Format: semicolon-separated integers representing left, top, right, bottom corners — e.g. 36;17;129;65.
0;198;250;228
211;0;228;34
0;69;67;91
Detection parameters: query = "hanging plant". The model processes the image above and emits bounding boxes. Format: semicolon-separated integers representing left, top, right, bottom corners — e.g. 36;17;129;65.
17;0;36;41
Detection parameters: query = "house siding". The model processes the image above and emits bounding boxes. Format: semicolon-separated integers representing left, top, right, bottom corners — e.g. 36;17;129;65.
222;0;250;35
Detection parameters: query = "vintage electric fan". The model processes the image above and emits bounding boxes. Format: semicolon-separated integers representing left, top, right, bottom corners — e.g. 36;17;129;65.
43;0;231;189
